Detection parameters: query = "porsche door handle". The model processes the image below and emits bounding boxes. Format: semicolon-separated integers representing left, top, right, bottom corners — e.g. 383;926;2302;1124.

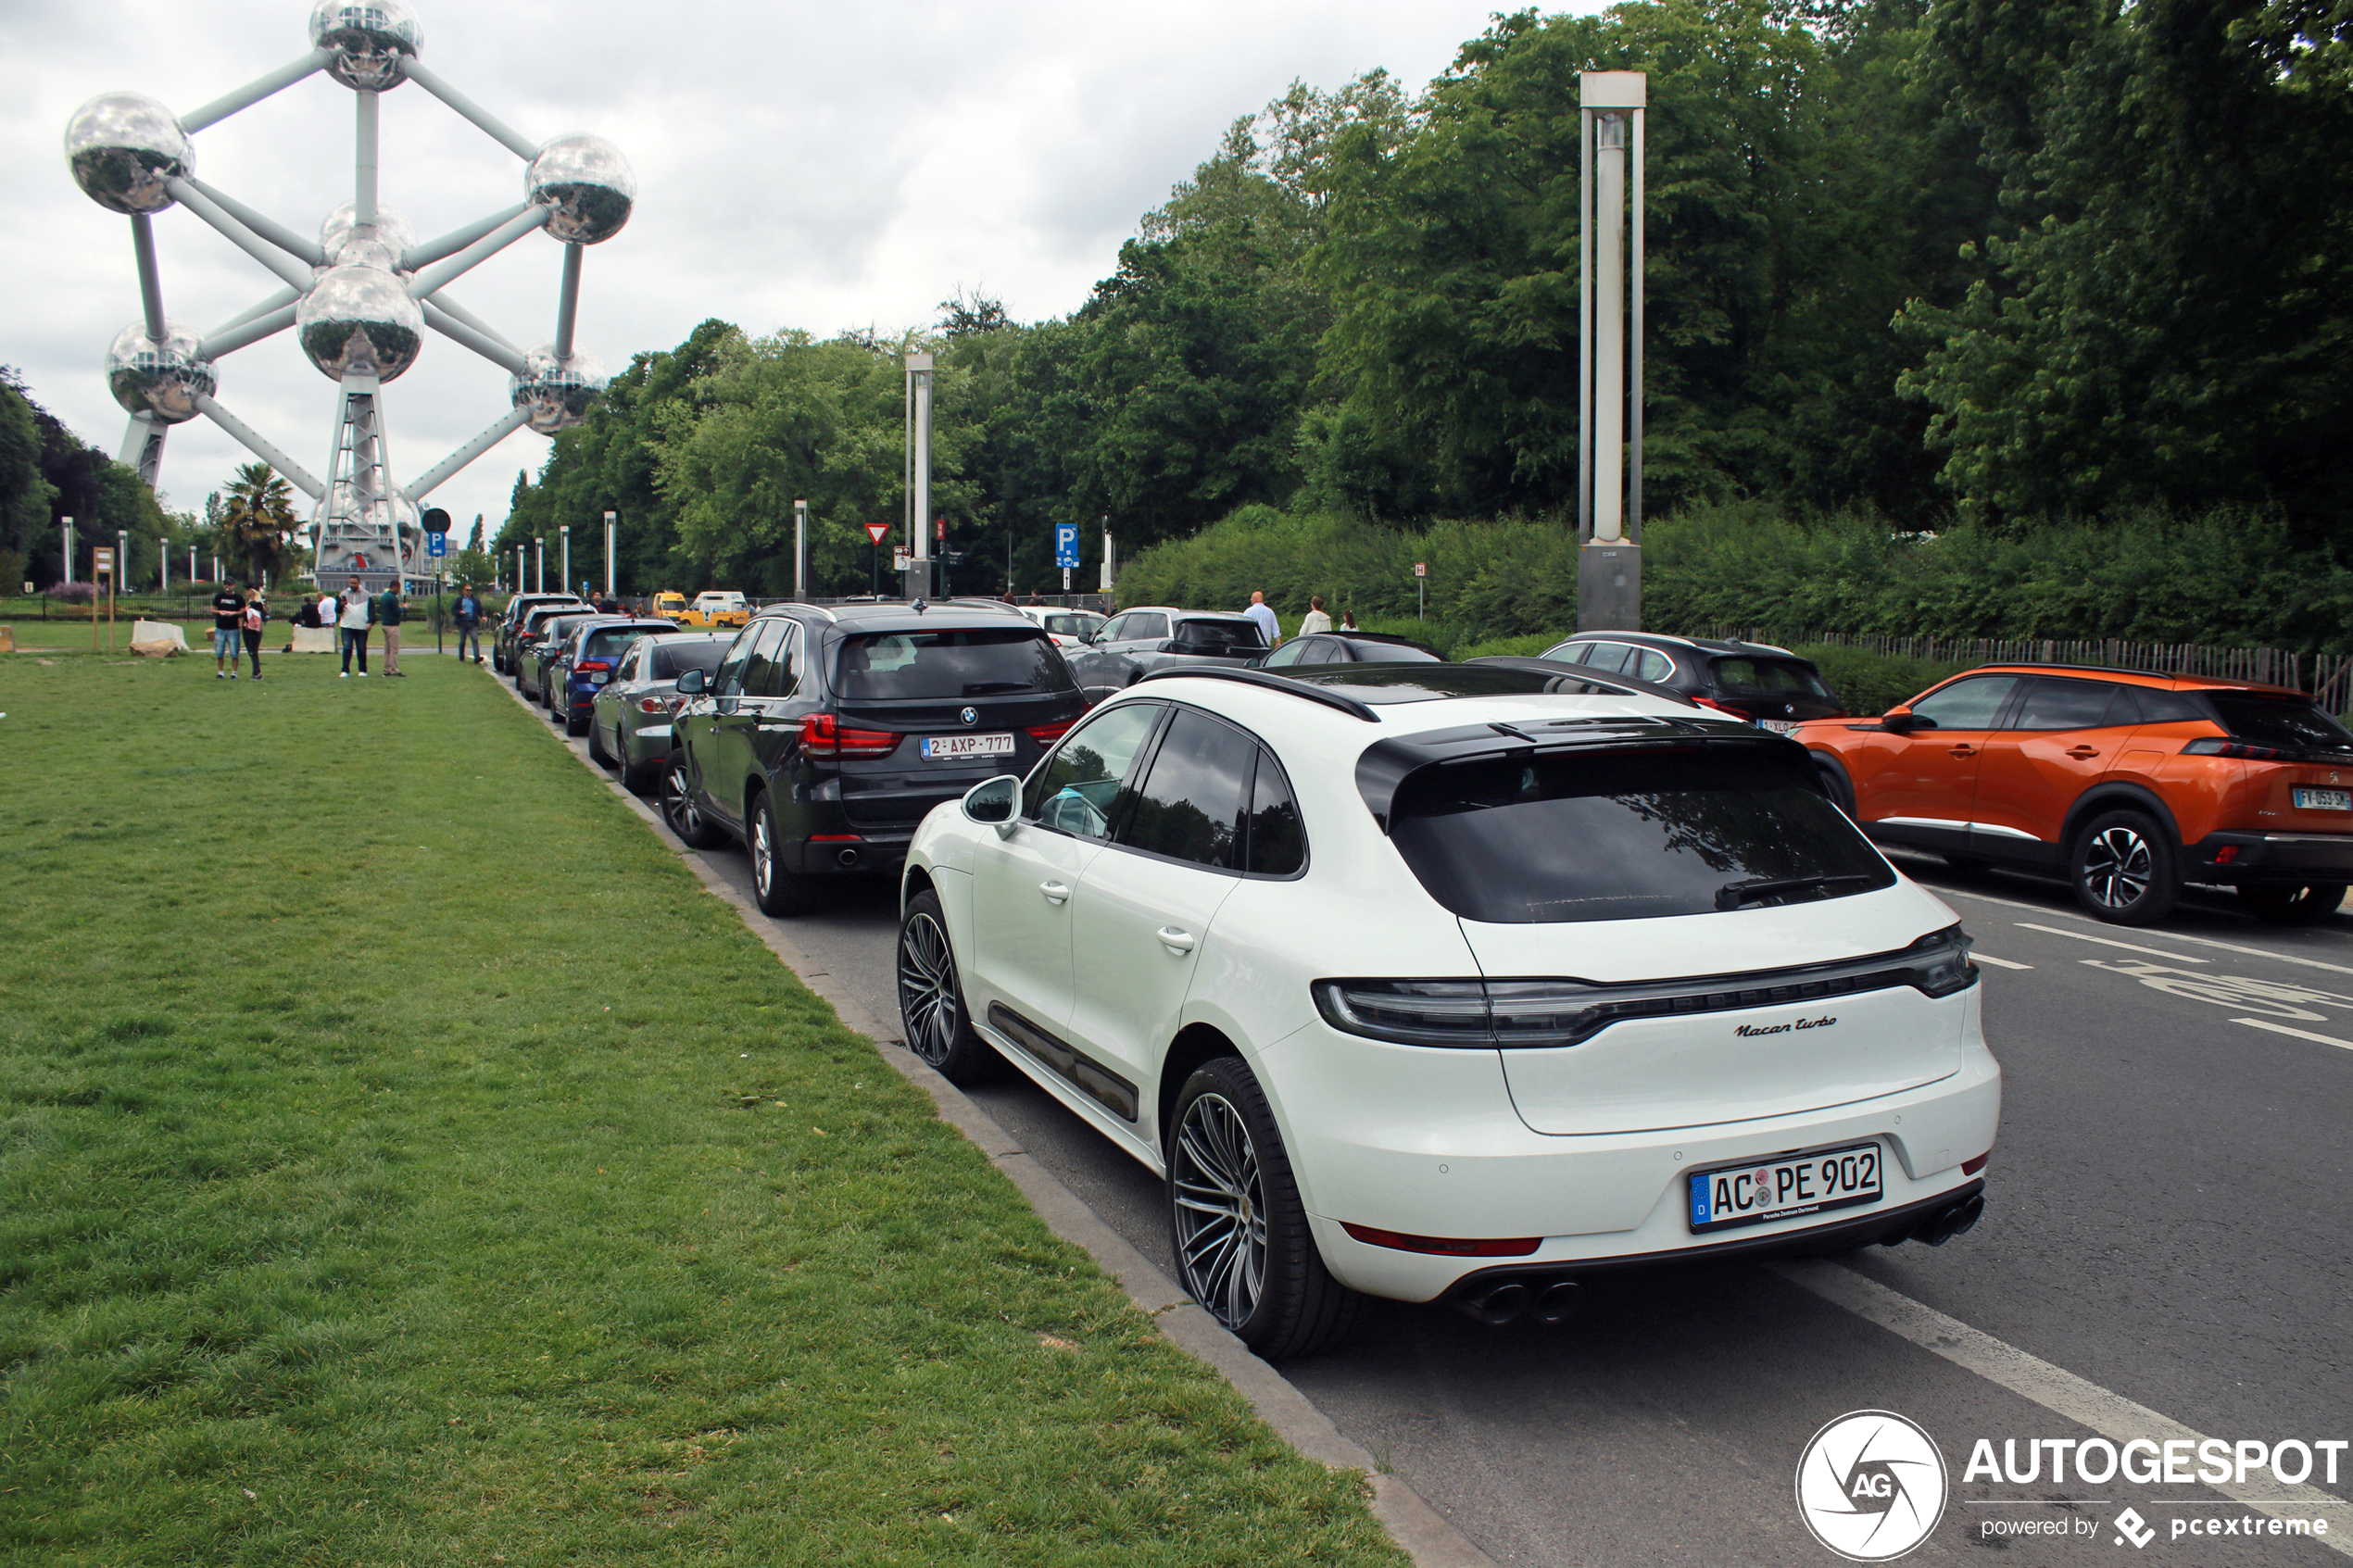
1156;926;1197;954
1038;881;1070;905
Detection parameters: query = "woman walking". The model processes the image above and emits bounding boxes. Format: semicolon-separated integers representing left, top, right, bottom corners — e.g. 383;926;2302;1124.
241;587;266;681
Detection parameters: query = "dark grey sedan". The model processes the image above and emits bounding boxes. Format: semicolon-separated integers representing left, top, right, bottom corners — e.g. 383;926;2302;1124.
587;632;732;792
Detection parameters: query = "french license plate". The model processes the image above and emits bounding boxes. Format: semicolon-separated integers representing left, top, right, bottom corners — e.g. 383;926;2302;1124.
1756;719;1801;734
1688;1141;1882;1235
919;733;1014;760
2293;787;2353;811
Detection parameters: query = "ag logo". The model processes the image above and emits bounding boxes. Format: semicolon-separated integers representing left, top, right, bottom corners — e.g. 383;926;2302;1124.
1794;1410;1947;1562
960;706;979;725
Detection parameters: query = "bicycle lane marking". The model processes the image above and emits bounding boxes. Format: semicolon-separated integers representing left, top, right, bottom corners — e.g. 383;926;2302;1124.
1772;1260;2353;1556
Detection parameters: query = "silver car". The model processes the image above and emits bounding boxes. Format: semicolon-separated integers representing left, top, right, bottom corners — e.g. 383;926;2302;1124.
588;632;732;792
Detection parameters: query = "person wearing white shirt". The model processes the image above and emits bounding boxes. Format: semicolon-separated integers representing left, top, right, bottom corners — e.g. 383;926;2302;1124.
336;576;373;676
1243;590;1281;648
1298;596;1332;636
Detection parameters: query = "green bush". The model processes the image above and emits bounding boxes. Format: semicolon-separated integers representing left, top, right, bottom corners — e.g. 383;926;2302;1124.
1790;644;1979;717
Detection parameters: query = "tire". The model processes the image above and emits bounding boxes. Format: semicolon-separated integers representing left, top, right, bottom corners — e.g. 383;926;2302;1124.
564;703;589;737
1167;1056;1360;1359
749;792;827;915
2070;809;2180;925
1813;754;1856;817
661;752;726;849
895;889;999;1084
2239;882;2347;926
586;718;614;767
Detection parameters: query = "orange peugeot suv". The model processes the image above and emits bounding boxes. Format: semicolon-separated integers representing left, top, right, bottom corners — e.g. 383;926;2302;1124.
1800;666;2353;926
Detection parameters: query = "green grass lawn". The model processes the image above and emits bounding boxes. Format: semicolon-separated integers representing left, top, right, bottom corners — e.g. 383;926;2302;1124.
0;648;1403;1566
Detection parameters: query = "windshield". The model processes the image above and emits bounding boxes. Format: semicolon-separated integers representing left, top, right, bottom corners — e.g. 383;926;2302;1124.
1175;619;1266;651
651;641;727;680
2206;693;2353;751
1389;744;1894;923
1044;614;1100;637
836;629;1076;700
583;625;659;660
1710;658;1831;697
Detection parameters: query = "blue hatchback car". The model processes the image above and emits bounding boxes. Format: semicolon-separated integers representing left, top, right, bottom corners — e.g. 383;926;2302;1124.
547;619;685;735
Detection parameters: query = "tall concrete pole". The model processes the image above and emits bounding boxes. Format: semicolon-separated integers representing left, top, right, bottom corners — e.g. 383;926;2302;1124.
905;352;933;600
1592;113;1626;546
605;510;617;598
793;499;808;599
1577;71;1646;633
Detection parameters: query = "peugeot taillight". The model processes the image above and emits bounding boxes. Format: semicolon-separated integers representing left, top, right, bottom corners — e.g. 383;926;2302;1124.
800;712;900;759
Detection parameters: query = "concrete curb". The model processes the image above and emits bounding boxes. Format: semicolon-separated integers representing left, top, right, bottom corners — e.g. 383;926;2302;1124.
490;663;1496;1568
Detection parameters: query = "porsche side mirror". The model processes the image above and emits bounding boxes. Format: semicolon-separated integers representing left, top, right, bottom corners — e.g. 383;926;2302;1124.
963;774;1022;836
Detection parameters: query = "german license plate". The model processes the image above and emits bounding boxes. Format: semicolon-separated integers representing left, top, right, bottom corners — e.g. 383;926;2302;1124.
1756;719;1801;734
2293;787;2353;811
1688;1142;1882;1234
919;733;1014;760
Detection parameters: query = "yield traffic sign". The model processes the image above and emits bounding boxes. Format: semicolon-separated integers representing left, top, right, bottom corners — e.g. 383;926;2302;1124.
864;522;890;546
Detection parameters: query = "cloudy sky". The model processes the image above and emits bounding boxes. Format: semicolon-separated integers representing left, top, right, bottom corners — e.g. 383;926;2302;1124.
0;0;1591;546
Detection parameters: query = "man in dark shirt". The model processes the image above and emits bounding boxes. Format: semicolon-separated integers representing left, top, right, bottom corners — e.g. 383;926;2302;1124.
376;583;408;677
210;580;245;679
452;582;485;664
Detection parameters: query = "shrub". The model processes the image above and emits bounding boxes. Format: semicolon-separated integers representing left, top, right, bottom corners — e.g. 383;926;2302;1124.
1790;644;1980;717
45;580;96;604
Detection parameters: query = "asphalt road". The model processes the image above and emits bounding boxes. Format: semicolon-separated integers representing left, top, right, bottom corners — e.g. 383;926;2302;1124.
544;689;2350;1564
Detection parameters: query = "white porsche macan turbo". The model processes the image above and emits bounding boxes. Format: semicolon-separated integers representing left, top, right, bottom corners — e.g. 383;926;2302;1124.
896;663;2001;1358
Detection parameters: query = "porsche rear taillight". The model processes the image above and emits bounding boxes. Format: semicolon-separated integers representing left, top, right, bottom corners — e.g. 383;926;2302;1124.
800;712;899;759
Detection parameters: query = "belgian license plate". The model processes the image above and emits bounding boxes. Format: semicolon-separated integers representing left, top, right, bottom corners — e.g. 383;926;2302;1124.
1688;1142;1882;1234
919;733;1014;760
2293;787;2353;811
1757;719;1801;734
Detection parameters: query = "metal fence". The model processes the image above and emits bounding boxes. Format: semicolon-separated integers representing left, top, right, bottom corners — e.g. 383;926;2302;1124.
1695;625;2353;713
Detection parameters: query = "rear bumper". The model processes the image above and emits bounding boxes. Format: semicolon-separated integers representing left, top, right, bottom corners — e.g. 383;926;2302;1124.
2187;831;2353;884
793;829;911;877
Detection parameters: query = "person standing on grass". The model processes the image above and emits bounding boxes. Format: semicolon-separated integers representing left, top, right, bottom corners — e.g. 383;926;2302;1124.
1299;595;1332;636
1244;590;1281;649
451;582;485;664
337;576;371;677
1340;608;1358;631
210;579;245;679
375;581;408;677
241;587;266;681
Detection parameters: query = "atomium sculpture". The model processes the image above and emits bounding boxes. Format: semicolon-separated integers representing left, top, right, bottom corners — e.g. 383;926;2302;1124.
65;0;635;589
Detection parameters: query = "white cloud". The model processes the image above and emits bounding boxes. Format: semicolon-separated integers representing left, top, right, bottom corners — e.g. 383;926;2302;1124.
1;0;1567;545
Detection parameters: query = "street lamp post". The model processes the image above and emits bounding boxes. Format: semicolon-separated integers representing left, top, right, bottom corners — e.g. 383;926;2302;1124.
560;524;570;596
904;352;932;601
604;509;616;600
1578;70;1646;633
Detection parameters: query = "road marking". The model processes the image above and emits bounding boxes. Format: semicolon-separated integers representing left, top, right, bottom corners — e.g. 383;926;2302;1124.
2014;923;2208;963
1972;954;2033;971
2233;1017;2353;1053
1930;885;2353;978
1772;1261;2353;1551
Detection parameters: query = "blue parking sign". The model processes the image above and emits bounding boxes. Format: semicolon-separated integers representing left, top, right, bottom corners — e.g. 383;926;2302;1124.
1054;523;1080;569
426;532;447;558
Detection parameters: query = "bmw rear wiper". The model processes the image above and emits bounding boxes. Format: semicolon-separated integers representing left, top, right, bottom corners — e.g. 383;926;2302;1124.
1715;873;1880;911
962;682;1033;694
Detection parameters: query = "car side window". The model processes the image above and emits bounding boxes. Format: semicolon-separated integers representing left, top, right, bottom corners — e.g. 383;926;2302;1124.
755;622;801;698
1245;747;1306;876
1580;642;1633;674
738;621;788;697
1262;640;1307;667
1097;614;1128;642
1130;613;1169;641
1025;702;1163;839
1116;709;1255;871
1908;675;2020;730
1630;648;1674;683
711;625;759;696
2012;678;2126;731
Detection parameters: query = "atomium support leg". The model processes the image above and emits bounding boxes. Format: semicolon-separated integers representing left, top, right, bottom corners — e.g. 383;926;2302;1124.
182;179;325;267
427;292;522;356
421;303;528;376
206;285;304;341
120;415;167;488
396;58;539;159
402;406;533;502
356;91;379;227
402;202;535;271
129;215;167;341
200;305;299;362
554;244;583;360
407;206;551;301
163;179;313;292
193;395;325;499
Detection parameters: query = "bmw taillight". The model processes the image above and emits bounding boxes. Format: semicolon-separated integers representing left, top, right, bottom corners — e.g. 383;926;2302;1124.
1027;720;1076;746
800;712;900;759
1313;927;1978;1050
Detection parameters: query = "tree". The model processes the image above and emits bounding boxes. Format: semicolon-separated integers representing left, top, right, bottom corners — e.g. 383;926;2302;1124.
217;461;300;584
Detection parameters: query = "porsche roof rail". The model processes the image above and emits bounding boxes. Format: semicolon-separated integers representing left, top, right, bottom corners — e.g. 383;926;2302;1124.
1133;665;1380;721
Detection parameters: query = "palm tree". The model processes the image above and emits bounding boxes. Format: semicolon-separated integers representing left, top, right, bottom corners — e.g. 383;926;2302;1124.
219;462;298;586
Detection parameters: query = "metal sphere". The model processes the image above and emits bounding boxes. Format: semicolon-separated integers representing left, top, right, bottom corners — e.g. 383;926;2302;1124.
308;0;423;91
105;321;217;424
319;202;416;271
510;344;608;435
64;93;192;215
528;134;635;245
296;263;424;382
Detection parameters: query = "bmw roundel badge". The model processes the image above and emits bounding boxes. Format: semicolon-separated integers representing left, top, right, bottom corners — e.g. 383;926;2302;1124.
961;706;978;725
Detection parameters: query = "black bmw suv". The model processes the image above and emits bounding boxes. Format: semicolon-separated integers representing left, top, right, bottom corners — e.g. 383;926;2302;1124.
1540;632;1845;732
663;600;1087;913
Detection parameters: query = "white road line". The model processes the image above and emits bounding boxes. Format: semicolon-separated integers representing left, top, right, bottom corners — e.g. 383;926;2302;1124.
1772;1261;2353;1551
2233;1017;2353;1053
1973;954;2034;971
1932;885;2353;978
2014;923;2208;963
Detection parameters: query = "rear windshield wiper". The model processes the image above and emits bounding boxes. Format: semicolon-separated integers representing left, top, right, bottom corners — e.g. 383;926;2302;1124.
1716;873;1881;911
962;681;1034;695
